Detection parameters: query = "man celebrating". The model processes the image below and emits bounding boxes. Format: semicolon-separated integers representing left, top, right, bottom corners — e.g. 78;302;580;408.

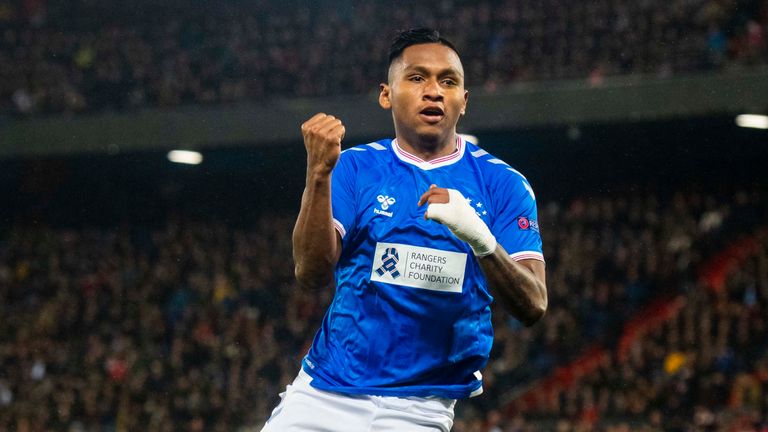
263;28;547;431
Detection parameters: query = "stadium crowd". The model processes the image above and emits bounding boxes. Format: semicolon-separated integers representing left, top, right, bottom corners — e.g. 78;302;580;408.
492;234;768;432
0;185;764;431
452;188;768;431
0;0;766;115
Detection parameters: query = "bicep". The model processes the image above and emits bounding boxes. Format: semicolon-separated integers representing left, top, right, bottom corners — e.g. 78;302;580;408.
516;258;546;288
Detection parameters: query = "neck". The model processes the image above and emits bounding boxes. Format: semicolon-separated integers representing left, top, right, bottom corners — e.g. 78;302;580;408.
395;131;458;162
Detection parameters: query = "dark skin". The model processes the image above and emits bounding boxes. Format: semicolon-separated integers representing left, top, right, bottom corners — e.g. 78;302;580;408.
417;186;547;326
293;43;547;326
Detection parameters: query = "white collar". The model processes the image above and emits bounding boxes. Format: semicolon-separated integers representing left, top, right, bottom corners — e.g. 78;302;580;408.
391;136;465;170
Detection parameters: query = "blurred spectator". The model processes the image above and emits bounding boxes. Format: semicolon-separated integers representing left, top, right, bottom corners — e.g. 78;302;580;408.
0;185;764;430
1;0;767;116
490;229;768;431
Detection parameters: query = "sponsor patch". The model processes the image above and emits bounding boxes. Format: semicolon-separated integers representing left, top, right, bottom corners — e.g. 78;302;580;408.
518;217;540;232
529;219;540;232
370;242;467;293
518;217;530;230
374;195;396;217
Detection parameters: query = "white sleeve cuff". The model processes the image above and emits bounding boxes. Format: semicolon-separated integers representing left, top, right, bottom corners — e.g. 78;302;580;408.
332;218;347;239
509;251;545;262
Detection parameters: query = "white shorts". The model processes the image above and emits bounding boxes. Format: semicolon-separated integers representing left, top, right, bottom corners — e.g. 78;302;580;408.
260;369;456;432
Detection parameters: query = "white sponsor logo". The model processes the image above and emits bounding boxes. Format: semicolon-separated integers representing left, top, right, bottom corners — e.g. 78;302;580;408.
374;195;396;217
530;219;539;232
370;242;467;293
377;195;396;210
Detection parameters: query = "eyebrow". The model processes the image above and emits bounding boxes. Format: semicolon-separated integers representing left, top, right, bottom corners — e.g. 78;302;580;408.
403;65;464;78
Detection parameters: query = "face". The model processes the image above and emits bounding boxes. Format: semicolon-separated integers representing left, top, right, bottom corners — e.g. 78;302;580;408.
379;43;468;147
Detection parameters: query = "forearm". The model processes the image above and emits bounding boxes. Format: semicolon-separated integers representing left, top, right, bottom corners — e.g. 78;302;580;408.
292;170;338;288
478;245;547;326
419;186;547;324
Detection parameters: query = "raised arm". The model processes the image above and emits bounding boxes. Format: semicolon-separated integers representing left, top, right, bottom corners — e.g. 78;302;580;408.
292;113;345;290
476;250;547;326
418;186;547;326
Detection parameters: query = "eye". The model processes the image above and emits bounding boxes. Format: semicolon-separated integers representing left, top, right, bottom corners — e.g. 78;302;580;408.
441;78;457;86
409;75;424;82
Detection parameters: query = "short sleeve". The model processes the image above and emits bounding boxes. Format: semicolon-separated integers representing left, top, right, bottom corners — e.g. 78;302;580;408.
490;175;544;262
331;151;357;242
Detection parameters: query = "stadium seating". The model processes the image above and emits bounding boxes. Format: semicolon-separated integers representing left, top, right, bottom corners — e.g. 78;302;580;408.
1;0;766;115
1;186;764;430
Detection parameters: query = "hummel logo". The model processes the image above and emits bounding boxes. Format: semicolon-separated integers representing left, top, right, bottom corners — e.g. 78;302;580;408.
377;195;396;210
374;195;396;217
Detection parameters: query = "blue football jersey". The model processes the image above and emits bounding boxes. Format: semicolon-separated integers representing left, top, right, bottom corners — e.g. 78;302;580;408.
302;136;544;399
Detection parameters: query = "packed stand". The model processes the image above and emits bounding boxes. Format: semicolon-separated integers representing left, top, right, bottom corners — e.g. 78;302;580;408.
454;188;765;421
1;0;766;116
452;191;768;432
484;237;768;432
0;186;763;431
0;217;308;431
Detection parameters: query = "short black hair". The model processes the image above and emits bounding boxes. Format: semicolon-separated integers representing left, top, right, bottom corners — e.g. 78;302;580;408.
388;28;459;66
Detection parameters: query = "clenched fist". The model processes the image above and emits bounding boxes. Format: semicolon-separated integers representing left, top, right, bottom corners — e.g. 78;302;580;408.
301;113;345;176
418;184;497;257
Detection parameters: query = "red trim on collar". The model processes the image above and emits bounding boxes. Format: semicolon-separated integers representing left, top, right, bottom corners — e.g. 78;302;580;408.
393;137;462;164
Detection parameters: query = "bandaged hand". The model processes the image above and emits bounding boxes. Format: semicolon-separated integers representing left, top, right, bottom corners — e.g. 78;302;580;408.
417;185;497;257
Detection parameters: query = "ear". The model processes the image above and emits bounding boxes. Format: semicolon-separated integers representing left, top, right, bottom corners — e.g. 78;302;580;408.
460;89;469;115
379;83;391;110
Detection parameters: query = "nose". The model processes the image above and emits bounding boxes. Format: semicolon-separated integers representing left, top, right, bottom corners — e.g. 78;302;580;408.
422;78;443;101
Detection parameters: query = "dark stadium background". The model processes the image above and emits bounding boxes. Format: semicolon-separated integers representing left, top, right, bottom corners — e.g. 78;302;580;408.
1;0;767;430
2;116;765;225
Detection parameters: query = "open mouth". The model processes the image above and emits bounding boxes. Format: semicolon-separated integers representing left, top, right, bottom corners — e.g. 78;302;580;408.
419;106;445;123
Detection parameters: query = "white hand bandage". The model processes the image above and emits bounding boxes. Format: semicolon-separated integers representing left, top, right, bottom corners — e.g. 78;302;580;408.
426;189;497;257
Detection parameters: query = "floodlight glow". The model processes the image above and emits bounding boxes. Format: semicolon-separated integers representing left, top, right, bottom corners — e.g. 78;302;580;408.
735;114;768;130
459;134;479;144
167;150;203;165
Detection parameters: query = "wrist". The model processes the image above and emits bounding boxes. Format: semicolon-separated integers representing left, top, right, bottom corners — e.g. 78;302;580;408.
426;189;498;257
306;153;335;178
467;226;497;257
306;168;332;184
